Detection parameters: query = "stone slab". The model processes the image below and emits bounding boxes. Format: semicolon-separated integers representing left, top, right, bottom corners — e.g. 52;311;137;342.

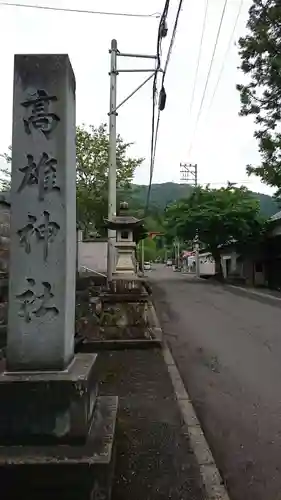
100;293;149;303
78;338;162;351
8;54;76;371
0;395;118;500
0;353;98;444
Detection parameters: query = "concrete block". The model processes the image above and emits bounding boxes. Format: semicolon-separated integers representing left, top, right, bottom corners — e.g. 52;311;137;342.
0;395;118;500
0;353;98;444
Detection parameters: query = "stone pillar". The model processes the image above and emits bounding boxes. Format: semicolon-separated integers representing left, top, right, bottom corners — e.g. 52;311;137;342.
7;54;76;371
0;56;118;500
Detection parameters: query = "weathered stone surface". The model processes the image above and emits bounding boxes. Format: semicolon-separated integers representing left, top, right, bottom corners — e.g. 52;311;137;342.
7;54;76;371
0;395;118;500
101;302;149;328
0;353;98;444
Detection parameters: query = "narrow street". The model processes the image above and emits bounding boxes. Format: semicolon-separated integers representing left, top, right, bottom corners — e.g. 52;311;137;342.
150;265;281;500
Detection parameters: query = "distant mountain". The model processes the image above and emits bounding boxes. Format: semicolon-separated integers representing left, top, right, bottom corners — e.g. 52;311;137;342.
254;191;279;217
132;182;279;218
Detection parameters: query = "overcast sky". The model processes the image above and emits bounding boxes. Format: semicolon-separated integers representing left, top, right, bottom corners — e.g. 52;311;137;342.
0;0;273;195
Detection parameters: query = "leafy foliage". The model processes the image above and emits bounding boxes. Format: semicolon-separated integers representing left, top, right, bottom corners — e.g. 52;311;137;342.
137;237;158;262
76;124;143;236
237;0;281;197
130;182;278;218
0;126;143;236
0;145;12;191
164;185;266;261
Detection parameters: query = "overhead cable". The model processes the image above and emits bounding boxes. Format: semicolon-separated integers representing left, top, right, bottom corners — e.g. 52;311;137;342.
207;0;244;113
189;0;209;114
188;0;229;156
146;0;184;214
145;0;171;215
0;1;160;18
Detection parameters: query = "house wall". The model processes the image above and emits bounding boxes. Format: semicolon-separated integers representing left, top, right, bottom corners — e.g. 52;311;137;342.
78;240;108;274
220;248;266;286
199;252;215;275
269;225;281;238
220;250;239;279
0;214;112;277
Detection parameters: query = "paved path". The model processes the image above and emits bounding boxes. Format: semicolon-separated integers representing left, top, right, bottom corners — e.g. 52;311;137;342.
150;266;281;500
97;349;205;500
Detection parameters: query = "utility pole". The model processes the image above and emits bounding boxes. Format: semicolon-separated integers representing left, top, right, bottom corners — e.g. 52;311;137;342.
173;238;180;269
180;162;200;278
107;39;161;284
107;39;118;283
141;238;145;273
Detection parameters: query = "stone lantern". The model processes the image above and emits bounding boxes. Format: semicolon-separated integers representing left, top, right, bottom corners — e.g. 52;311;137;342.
105;202;143;276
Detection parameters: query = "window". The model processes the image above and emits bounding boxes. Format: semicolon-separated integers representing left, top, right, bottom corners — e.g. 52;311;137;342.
255;262;263;273
121;230;129;240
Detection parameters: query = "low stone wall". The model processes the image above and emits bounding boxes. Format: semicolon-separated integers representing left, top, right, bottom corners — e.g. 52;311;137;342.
76;276;160;343
0;275;160;353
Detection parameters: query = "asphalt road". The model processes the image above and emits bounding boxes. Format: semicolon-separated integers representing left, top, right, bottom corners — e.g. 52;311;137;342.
150;266;281;500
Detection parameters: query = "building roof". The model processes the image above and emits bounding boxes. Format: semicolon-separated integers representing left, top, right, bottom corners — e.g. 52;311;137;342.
104;216;143;229
270;210;281;221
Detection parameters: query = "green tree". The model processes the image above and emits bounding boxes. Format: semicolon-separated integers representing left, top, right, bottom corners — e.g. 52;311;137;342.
164;184;265;274
0;145;12;191
0;125;143;235
76;124;143;235
137;237;157;263
237;0;281;198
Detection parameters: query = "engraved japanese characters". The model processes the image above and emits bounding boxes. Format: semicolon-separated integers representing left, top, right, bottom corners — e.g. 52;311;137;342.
7;55;76;371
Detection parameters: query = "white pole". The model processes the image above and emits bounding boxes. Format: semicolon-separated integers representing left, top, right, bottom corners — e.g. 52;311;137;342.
195;239;200;277
107;39;117;284
194;164;200;278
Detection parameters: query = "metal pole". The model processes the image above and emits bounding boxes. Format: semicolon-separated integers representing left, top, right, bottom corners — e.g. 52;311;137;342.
141;238;145;273
117;51;157;59
107;39;117;284
117;68;160;73
194;163;200;278
114;72;156;114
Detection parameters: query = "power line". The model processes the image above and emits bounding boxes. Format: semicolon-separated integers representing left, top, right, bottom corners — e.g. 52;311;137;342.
162;0;184;81
145;0;171;215
145;0;184;214
189;0;209;115
0;1;160;18
188;0;229;156
207;0;244;113
151;0;184;180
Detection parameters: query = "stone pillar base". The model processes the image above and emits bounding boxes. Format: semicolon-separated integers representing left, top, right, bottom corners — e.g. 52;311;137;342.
0;395;118;500
0;353;100;444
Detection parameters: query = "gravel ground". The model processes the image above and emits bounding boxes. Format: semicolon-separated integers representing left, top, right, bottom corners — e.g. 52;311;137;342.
95;349;206;500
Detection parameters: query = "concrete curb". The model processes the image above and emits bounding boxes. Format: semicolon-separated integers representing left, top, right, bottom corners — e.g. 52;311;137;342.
162;344;230;500
149;296;230;497
227;284;281;301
